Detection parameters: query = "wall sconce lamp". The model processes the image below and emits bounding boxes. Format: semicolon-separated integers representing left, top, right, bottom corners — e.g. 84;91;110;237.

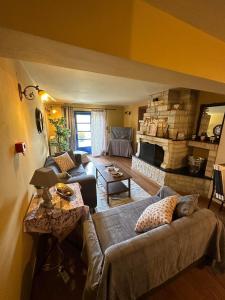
125;111;131;115
18;83;55;102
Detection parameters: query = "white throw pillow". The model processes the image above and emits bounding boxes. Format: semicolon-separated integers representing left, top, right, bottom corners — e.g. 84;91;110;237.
135;195;179;233
53;152;75;172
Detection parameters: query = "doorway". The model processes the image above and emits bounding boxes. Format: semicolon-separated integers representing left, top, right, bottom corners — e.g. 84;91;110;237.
74;112;92;153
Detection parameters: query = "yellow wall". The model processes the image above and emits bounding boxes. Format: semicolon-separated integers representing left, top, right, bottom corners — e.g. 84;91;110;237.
197;91;225;106
131;1;225;83
46;104;63;137
0;0;133;58
1;1;225;83
46;103;124;138
124;99;148;150
0;58;49;300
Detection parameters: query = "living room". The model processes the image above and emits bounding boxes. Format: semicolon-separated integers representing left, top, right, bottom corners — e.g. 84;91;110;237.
1;1;225;300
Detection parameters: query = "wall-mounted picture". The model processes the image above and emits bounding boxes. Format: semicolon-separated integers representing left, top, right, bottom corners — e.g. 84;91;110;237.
35;108;44;133
147;119;158;136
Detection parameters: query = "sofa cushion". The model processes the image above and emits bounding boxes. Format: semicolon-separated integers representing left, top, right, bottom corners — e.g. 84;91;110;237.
92;195;161;253
135;195;179;233
175;194;199;218
55;150;79;165
53;152;75;172
147;195;161;203
45;156;61;172
93;198;151;252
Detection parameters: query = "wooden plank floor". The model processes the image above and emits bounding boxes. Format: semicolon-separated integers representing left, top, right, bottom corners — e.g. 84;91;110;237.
88;155;160;196
31;156;225;300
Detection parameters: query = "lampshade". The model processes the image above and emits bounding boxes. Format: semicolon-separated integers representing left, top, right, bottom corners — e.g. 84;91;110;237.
38;89;49;101
30;167;58;187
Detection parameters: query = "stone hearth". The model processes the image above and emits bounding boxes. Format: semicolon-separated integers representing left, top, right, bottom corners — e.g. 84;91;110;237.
132;156;211;197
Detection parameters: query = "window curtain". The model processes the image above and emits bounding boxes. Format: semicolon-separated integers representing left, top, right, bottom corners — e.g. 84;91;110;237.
63;106;76;151
91;110;106;157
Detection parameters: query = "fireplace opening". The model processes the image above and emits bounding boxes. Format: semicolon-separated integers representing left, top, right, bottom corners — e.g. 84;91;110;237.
139;142;164;167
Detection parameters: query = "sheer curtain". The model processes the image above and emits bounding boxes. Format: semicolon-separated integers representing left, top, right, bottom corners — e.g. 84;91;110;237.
91;110;106;156
63;106;76;150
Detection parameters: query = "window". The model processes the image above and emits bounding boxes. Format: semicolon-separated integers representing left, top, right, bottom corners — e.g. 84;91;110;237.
75;112;92;153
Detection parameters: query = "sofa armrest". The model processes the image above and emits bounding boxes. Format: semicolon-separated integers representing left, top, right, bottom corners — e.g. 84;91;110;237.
67;175;97;208
66;174;96;184
155;185;179;199
82;217;103;300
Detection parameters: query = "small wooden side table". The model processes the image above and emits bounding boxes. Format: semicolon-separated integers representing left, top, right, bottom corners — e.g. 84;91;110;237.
24;183;89;241
24;183;89;273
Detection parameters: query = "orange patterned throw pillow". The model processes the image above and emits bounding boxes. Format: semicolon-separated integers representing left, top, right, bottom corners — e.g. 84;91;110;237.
53;152;75;172
135;195;179;233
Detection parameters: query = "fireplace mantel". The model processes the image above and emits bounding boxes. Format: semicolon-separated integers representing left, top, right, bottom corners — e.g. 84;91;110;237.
136;132;184;145
136;132;188;169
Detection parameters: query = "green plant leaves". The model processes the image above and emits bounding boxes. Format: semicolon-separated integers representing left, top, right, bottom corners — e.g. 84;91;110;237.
49;117;71;152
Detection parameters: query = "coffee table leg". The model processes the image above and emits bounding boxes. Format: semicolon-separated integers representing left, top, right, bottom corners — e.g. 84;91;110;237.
96;169;98;185
128;178;131;197
106;182;109;204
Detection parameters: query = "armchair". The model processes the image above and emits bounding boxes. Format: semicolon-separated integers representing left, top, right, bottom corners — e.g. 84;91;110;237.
107;127;133;157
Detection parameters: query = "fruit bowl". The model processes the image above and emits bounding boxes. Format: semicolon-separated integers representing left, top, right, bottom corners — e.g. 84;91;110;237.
55;183;75;200
112;172;123;178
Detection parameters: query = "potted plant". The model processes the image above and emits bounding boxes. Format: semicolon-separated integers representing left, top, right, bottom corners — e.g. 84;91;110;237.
49;117;71;152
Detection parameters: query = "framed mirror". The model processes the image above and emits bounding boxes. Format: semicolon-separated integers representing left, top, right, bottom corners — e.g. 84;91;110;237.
35;108;44;133
196;103;225;143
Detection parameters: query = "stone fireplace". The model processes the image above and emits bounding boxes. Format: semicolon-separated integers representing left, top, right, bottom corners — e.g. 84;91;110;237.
136;134;188;169
138;141;164;167
132;88;219;197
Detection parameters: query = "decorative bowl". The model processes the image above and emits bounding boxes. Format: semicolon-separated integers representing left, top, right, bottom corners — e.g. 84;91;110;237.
108;166;114;172
110;170;118;175
56;183;74;200
112;172;123;178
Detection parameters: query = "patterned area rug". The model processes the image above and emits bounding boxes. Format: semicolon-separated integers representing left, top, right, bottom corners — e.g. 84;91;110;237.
96;179;151;212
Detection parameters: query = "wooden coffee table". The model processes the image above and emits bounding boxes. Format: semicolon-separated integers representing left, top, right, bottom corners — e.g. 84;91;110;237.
95;164;132;204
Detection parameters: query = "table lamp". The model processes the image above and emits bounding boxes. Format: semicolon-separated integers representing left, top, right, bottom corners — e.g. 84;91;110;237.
30;167;58;208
